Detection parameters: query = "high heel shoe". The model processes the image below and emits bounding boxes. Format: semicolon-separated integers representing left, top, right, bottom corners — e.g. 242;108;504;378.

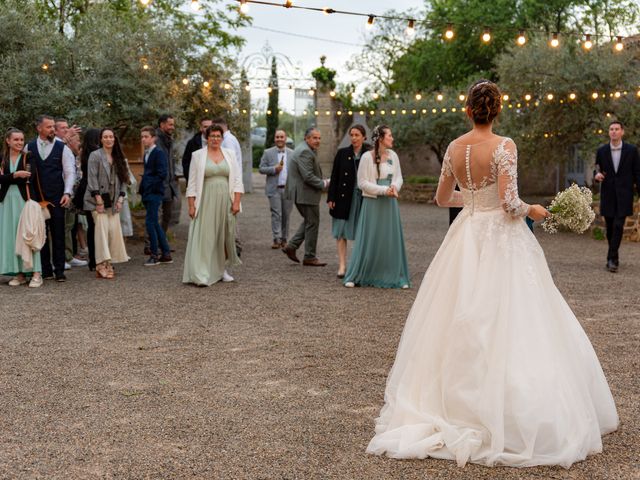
105;262;115;279
96;263;109;279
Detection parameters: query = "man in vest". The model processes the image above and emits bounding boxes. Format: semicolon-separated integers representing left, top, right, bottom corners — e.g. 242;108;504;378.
27;115;76;282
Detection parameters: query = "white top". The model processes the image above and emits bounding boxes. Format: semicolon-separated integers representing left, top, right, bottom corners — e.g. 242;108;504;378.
277;149;288;186
26;137;76;195
186;147;244;218
222;130;243;174
610;142;622;173
357;149;403;199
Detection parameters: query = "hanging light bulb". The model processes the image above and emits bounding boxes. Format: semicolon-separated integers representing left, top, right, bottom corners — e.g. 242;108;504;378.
372;92;380;100
444;23;454;40
546;93;554;101
203;81;210;88
550;32;560;48
614;36;624;51
329;90;336;97
524;94;532;101
366;15;375;29
458;94;465;101
415;93;422;100
322;8;335;15
140;0;150;5
284;0;293;7
481;27;491;43
614;91;621;98
239;0;249;14
406;19;415;36
436;93;444;101
502;94;509;101
592;92;599;99
266;86;273;93
583;34;593;50
517;30;526;46
569;92;577;100
190;0;200;11
308;88;315;96
182;78;189;85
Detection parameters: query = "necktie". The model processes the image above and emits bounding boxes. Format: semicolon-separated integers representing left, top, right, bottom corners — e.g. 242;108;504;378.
39;141;47;160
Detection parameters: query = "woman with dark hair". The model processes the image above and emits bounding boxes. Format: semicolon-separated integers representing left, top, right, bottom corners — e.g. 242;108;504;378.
83;128;129;279
343;124;409;289
74;128;101;270
327;124;370;278
0;128;42;287
366;80;618;468
183;124;243;286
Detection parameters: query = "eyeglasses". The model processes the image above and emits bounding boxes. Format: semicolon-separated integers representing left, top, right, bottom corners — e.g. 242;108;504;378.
208;135;223;140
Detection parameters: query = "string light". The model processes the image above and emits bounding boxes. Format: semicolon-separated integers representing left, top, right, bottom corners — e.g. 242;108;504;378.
203;81;210;87
182;78;189;85
524;94;532;101
266;86;273;93
458;94;465;101
502;94;509;101
569;92;576;100
415;93;422;100
583;34;593;50
329;90;336;97
546;93;554;100
406;19;415;36
322;7;335;14
366;15;375;29
614;36;624;51
444;23;454;40
41;63;49;71
481;27;491;43
614;91;621;98
244;84;251;91
308;88;315;96
372;92;380;100
550;33;560;48
592;92;599;99
239;0;249;14
140;0;150;5
190;0;200;11
143;63;150;70
284;0;293;8
517;30;526;46
436;93;444;101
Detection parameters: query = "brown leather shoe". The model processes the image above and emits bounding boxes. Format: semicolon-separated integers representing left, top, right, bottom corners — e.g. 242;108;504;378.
303;258;327;267
282;245;300;263
271;241;281;249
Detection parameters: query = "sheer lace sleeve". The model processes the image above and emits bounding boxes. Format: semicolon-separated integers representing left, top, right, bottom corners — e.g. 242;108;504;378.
435;145;463;207
496;139;530;218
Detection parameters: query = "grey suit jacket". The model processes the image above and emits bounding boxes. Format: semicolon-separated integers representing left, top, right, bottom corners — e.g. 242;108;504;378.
259;146;294;197
83;148;127;212
285;141;324;206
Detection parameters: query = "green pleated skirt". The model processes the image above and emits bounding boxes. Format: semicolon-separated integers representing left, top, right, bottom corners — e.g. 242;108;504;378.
0;184;41;276
343;178;409;289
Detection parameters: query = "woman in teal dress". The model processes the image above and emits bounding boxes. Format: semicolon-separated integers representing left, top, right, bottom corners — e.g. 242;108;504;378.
0;128;42;287
344;125;410;289
327;124;371;278
183;124;243;286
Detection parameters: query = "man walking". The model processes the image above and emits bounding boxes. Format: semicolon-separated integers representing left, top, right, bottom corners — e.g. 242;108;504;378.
27;115;76;282
259;129;294;248
282;127;329;266
182;117;212;186
594;120;640;272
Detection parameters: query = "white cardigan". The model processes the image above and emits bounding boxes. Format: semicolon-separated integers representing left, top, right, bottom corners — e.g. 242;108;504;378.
186;147;244;217
357;150;403;198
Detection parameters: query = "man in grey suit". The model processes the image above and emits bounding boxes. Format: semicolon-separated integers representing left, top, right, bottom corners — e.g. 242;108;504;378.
259;129;294;249
282;127;329;266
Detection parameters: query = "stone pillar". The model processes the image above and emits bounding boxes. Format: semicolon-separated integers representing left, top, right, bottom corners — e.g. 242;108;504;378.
315;84;337;176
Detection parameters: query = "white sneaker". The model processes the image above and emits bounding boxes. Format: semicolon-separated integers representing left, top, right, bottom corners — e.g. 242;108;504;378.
64;262;71;270
402;284;409;289
69;257;88;267
29;276;43;288
344;282;355;288
222;270;234;282
8;277;27;286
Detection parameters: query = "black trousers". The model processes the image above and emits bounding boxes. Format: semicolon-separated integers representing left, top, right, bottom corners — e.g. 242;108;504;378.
85;211;96;270
41;205;66;277
605;216;626;263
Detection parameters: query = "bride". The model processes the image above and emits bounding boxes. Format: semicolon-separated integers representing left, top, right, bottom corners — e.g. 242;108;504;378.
366;80;619;468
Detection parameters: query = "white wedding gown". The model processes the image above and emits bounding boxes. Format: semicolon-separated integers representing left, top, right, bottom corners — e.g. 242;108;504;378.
366;137;618;468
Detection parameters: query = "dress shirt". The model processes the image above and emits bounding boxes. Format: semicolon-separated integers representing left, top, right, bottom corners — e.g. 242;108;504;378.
27;137;76;195
144;145;156;164
277;149;288;186
610;142;622;173
222;130;243;174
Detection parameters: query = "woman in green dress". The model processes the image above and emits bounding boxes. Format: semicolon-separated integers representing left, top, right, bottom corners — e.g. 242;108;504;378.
0;128;42;287
327;124;370;278
344;125;410;289
183;124;243;286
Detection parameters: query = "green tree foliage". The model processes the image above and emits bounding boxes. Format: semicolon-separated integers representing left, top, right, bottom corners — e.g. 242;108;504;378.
265;58;279;149
0;0;247;136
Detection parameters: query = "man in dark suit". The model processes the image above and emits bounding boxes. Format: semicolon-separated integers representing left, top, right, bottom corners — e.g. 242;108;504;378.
155;113;180;232
140;126;172;266
181;117;212;187
282;127;329;266
594;120;640;272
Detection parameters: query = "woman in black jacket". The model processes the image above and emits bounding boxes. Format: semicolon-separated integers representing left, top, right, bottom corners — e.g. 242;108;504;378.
327;124;370;278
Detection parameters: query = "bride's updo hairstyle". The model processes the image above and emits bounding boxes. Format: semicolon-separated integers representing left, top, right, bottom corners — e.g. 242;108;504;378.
465;79;502;124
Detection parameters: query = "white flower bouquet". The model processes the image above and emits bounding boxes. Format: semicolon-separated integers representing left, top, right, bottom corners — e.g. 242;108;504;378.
542;184;596;234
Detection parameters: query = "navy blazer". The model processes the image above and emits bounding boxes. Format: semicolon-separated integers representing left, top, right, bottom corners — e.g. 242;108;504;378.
327;144;371;219
0;152;31;203
595;142;640;217
139;147;168;201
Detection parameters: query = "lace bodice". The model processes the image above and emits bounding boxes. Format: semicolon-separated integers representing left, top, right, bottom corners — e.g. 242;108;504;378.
438;137;529;217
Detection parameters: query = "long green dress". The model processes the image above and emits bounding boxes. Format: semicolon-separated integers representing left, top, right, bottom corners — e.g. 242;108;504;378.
332;150;363;241
0;155;42;276
182;158;240;286
343;160;409;289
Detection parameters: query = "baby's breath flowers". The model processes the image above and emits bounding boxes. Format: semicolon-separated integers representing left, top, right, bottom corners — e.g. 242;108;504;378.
542;184;596;234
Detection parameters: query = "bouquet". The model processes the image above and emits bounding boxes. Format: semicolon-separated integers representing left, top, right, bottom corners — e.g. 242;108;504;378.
542;184;596;234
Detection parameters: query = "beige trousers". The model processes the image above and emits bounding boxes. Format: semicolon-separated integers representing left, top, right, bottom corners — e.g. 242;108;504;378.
92;211;129;265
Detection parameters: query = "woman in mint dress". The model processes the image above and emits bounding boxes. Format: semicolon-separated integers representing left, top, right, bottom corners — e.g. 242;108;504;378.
0;128;42;287
327;124;370;278
183;124;243;286
344;125;409;289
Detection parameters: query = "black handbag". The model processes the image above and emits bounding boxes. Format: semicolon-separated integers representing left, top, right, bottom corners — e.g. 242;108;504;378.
101;192;112;209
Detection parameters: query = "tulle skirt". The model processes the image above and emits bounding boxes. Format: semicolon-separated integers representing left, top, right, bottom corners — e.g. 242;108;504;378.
366;207;618;468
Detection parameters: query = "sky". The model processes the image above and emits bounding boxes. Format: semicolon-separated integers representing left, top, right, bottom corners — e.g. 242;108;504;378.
228;0;422;111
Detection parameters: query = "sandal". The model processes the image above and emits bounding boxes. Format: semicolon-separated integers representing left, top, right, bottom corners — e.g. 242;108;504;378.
105;262;115;279
96;262;109;279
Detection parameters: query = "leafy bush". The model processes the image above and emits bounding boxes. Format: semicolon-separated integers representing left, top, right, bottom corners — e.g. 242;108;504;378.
253;146;265;169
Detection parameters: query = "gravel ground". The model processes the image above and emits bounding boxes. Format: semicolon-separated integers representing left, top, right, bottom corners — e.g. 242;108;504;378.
1;177;638;479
